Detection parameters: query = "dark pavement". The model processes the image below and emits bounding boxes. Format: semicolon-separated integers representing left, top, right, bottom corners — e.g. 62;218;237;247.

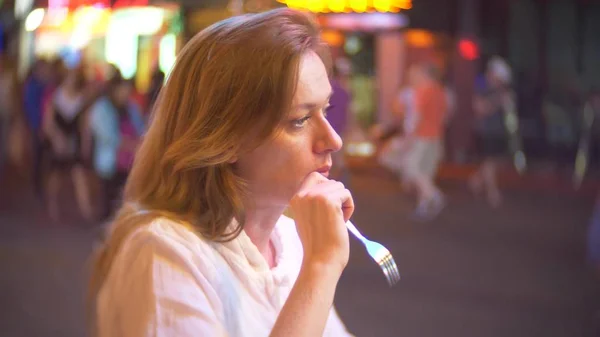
1;165;599;337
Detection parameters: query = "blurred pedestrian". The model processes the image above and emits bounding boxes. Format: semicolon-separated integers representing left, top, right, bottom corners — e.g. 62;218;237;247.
379;64;421;193
146;68;165;114
42;67;93;221
402;63;448;219
23;59;52;194
588;193;600;335
589;194;600;278
328;59;351;180
0;54;17;173
86;77;145;220
469;56;513;208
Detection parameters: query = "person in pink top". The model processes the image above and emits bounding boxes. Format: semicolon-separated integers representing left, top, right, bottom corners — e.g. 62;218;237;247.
89;9;355;337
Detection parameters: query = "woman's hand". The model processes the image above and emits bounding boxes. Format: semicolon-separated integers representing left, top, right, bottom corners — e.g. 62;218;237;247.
290;172;354;273
271;172;353;337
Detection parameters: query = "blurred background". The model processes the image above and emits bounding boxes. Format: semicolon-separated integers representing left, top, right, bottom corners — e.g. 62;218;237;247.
1;0;600;336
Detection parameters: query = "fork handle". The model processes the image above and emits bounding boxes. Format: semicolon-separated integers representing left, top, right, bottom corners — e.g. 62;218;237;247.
345;221;367;242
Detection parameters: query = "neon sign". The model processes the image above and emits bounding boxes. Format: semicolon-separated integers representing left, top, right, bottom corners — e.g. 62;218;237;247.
48;0;149;10
277;0;411;13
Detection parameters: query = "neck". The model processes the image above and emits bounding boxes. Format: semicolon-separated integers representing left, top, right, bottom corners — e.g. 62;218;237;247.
243;204;286;266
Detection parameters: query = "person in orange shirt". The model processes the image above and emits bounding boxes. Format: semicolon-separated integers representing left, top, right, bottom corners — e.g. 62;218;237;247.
402;63;448;219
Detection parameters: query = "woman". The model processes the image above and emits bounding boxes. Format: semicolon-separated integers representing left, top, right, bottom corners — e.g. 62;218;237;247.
87;77;145;219
43;67;93;221
589;194;600;278
0;55;17;174
146;68;165;113
89;9;354;337
378;64;422;194
469;56;513;208
327;61;351;180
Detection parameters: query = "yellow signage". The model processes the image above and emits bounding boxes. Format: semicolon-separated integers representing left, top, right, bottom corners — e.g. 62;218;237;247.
278;0;411;13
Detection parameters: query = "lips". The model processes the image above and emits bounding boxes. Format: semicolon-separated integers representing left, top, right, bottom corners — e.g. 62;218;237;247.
316;165;331;177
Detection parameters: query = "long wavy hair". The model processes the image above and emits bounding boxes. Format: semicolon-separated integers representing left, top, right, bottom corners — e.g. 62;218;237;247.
87;7;330;332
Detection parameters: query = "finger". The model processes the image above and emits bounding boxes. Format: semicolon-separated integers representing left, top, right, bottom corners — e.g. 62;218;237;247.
297;171;329;195
312;180;346;195
328;187;354;223
341;189;355;223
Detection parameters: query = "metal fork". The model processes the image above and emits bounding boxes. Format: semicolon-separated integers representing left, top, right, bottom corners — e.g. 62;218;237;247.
346;221;400;286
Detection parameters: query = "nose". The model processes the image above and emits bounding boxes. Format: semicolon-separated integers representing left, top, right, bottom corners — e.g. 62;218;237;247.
314;117;343;154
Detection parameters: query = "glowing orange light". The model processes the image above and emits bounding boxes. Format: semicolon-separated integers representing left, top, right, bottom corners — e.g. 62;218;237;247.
321;30;344;46
277;0;410;13
405;29;435;48
391;0;411;9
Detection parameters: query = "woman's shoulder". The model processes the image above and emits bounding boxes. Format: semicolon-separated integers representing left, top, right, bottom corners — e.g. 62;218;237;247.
97;218;227;334
111;217;221;280
100;217;226;299
124;217;213;257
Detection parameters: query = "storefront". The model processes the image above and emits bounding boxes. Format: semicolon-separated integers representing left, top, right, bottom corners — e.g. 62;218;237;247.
20;0;183;92
184;8;236;38
319;13;408;130
105;5;183;92
274;0;411;128
276;0;453;161
25;6;110;65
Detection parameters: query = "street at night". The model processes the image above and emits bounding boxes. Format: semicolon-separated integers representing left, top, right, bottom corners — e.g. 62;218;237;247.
1;166;598;337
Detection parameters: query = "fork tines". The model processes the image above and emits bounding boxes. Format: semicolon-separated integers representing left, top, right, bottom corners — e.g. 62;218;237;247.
378;254;400;286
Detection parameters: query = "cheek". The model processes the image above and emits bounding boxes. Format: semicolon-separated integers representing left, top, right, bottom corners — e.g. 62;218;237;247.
236;134;319;202
259;137;313;183
237;129;316;184
263;141;304;177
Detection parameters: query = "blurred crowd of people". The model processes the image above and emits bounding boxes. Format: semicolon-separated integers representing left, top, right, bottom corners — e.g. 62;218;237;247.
367;56;600;220
0;52;598;275
0;55;165;222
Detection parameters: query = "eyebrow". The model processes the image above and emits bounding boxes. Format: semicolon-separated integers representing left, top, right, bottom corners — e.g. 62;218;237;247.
293;91;333;111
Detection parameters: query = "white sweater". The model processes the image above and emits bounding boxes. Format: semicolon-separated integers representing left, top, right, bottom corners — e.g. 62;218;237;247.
97;215;354;337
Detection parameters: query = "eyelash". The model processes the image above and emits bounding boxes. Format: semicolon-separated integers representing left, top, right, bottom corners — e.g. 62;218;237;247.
291;105;333;129
291;116;311;128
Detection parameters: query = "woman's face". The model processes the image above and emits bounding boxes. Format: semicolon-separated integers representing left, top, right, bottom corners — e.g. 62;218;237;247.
234;52;342;208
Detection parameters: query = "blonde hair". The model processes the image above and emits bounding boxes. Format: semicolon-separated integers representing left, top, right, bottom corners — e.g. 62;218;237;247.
88;8;329;331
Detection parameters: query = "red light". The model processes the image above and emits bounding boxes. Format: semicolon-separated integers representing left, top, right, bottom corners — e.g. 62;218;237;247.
458;39;479;61
113;0;149;7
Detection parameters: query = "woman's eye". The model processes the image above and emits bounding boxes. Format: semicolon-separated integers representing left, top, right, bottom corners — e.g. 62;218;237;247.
291;116;311;128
